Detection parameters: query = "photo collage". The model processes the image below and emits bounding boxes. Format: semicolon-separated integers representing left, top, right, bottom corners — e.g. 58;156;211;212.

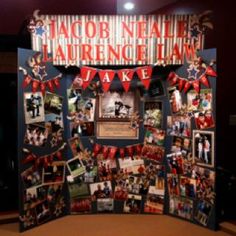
166;86;215;227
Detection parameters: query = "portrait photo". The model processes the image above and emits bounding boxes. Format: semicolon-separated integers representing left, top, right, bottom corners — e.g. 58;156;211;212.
168;86;183;114
144;100;162;128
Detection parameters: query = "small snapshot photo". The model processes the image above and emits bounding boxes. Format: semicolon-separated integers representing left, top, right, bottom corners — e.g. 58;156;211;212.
167;152;185;175
114;186;128;201
97;198;114;213
71;121;95;137
123;194;142;214
144;194;164;214
21;167;42;189
67;157;85;178
19;209;36;229
43;161;65;184
187;89;212;112
99;91;135;118
168;86;183;114
44;92;63;115
169;196;193;220
45;113;64;133
118;156;144;174
144;100;162;128
167;115;191;137
35;201;51;224
24;92;45;124
195;200;212;226
141;145;165;162
67;90;96;122
90;181;113;200
97;156;117;181
167;174;179;196
191;166;215;204
194;110;215;130
179;176;196;198
67;176;90;198
80;156;97;183
24;124;48;147
70;197;92;214
144;127;165;146
193;130;214;168
68;137;84;156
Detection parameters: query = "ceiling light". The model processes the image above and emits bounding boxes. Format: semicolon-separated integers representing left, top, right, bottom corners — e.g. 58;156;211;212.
124;2;135;11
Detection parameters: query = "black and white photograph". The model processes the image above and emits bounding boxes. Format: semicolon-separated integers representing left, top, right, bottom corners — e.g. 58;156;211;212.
24;92;45;124
44;92;63;115
98;91;136;119
144;100;162;128
193;130;214;168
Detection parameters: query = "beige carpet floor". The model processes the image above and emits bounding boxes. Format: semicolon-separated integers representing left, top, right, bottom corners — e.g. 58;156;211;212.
0;215;230;236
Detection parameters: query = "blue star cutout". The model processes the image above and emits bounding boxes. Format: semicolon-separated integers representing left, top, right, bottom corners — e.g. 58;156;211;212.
190;26;202;39
32;65;47;80
187;64;199;80
35;26;46;37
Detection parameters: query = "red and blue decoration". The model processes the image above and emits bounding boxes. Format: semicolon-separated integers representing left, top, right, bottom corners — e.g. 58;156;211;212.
167;57;217;93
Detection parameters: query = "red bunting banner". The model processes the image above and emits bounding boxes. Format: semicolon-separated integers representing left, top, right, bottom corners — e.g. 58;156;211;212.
168;65;217;93
136;66;153;90
117;69;134;92
80;66;97;90
98;70;116;92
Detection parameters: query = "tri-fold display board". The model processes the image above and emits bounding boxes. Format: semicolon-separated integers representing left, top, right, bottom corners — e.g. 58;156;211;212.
18;11;217;232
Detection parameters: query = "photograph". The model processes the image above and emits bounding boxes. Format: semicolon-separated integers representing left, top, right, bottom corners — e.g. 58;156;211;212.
70;197;92;214
44;92;63;115
144;194;164;214
35;201;51;224
24;124;48;147
141;145;165;162
98;91;137;119
118;156;144;175
114;186;128;201
24;92;45;124
144;100;162;128
167;152;184;175
45;113;64;133
68;137;84;156
71;121;95;137
21;167;43;189
125;175;150;195
167;174;180;196
67;89;96;122
194;200;212;226
43;161;65;184
191;166;215;204
167;115;191;137
97;198;114;213
19;209;37;229
171;137;191;153
90;181;113;200
168;86;183;114
193;130;214;168
187;89;212;112
123;194;142;214
194;110;215;130
169;196;193;220
79;156;98;183
144;127;165;146
67;157;86;178
179;176;196;198
97;155;117;181
67;176;90;198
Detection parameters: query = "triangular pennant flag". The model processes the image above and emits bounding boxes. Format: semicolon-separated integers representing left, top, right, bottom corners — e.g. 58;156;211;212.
32;80;40;93
22;75;32;88
92;143;102;158
117;69;134;92
102;145;110;159
167;72;176;81
53;76;61;89
169;75;179;86
119;148;125;159
136;66;153;90
178;79;186;91
108;146;118;159
40;81;46;95
192;80;200;93
98;70;116;92
200;75;210;87
184;81;192;93
46;80;54;92
81;66;97;90
205;66;217;77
